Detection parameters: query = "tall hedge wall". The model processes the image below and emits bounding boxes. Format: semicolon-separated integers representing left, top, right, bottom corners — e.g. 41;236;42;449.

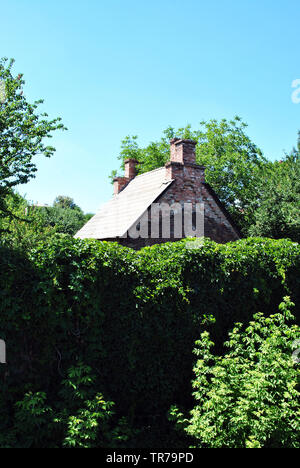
0;236;299;439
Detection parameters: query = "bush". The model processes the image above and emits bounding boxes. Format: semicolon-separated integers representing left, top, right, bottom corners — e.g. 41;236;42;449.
0;362;131;448
0;236;299;446
170;297;300;448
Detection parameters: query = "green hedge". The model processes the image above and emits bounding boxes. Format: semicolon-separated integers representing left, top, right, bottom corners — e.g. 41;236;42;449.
0;236;299;445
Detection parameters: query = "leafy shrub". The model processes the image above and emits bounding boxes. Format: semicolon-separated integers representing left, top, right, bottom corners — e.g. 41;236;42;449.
0;236;299;446
0;362;132;448
170;297;300;448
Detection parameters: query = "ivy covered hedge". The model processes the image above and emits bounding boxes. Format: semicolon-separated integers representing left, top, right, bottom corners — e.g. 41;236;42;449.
0;236;299;446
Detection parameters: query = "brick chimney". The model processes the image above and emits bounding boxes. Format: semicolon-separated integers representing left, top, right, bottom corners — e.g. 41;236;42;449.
170;138;197;164
114;159;138;195
165;138;205;182
124;158;138;179
113;177;128;195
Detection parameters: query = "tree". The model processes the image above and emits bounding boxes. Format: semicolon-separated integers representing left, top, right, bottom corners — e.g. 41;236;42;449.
113;117;267;233
53;196;79;211
48;195;93;234
0;57;66;224
170;297;300;448
0;192;57;250
41;203;92;236
248;132;300;242
0;192;93;248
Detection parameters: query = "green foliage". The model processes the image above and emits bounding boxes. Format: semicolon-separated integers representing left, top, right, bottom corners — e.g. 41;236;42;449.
0;57;66;223
0;192;93;248
40;204;91;236
13;392;54;448
55;363;117;448
0;236;299;447
193;117;266;230
248;134;300;242
0;362;129;448
171;297;300;448
53;195;79;210
0;192;57;250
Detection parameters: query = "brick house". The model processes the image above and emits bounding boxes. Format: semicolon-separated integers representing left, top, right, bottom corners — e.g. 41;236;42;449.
75;138;241;249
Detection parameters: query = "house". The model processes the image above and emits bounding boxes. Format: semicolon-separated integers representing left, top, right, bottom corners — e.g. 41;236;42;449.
75;138;241;249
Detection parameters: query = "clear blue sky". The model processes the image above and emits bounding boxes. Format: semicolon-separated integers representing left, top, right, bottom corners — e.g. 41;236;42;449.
1;0;299;213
